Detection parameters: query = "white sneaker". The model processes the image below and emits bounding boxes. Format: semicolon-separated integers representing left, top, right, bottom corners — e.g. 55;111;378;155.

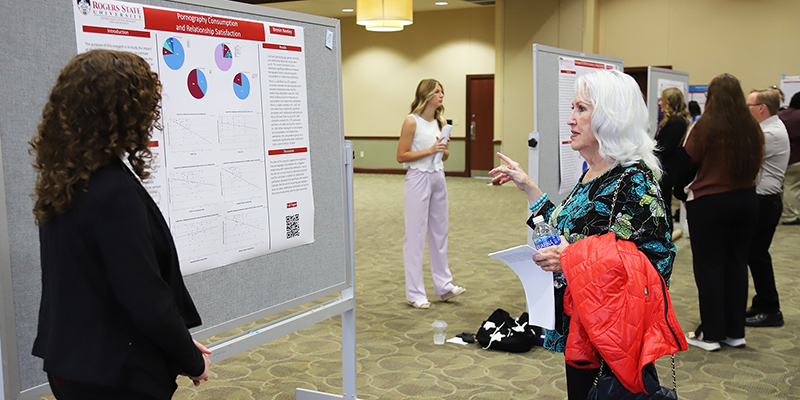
686;331;720;351
721;337;746;348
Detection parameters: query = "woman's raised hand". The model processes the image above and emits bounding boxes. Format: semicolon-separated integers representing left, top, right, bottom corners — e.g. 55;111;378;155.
489;152;544;203
489;153;528;187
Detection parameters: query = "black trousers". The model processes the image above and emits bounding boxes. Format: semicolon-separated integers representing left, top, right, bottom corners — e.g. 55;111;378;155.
566;363;600;400
748;193;783;313
48;374;161;400
686;188;757;342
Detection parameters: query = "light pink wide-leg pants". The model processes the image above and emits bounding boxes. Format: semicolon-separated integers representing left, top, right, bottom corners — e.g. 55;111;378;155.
403;168;454;303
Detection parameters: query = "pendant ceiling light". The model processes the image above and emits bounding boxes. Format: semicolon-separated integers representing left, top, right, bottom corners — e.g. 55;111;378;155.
357;0;413;32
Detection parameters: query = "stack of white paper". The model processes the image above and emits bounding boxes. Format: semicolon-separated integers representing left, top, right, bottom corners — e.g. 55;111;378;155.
433;124;452;164
488;245;555;330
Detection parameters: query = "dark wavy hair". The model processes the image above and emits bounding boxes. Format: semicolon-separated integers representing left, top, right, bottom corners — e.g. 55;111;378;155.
691;73;763;186
789;91;800;109
30;50;162;224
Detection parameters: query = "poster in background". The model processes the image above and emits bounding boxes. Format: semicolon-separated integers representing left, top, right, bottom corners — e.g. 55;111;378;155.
72;0;315;275
688;84;708;117
781;75;800;108
557;56;616;193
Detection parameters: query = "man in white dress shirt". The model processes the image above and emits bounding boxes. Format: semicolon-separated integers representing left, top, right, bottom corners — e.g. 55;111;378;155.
744;88;790;327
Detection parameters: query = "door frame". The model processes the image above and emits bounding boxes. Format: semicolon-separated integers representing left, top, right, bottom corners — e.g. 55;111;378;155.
465;74;495;178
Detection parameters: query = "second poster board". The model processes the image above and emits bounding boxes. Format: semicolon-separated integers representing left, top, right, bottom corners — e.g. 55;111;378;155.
530;44;624;217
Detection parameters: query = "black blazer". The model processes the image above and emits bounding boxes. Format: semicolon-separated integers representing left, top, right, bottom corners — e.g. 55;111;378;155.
656;118;688;181
33;158;204;399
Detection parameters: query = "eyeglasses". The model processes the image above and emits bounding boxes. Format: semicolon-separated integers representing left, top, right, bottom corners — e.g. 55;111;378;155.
747;103;764;107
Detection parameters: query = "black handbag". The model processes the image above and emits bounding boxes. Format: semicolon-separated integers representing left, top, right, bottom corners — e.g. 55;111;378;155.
586;357;678;400
475;308;541;353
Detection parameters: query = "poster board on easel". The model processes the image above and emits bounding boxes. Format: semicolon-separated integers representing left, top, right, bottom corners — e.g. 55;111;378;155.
530;44;624;212
0;0;355;398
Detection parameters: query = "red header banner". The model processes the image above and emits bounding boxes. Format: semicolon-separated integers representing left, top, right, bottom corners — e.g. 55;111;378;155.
270;26;296;37
83;25;150;38
143;8;265;42
262;43;302;52
268;147;308;156
574;60;608;69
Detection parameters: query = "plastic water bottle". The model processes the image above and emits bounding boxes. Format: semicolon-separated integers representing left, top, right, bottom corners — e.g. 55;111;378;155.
531;215;561;249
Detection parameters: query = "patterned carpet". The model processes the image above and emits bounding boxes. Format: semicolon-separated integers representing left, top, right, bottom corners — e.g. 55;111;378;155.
39;174;800;399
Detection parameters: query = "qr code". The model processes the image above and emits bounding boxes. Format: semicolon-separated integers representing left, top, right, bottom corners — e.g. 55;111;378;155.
286;214;300;239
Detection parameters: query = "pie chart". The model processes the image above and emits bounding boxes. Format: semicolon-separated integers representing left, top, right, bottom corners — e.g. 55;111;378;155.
187;69;207;99
162;38;185;70
233;73;250;100
215;43;233;71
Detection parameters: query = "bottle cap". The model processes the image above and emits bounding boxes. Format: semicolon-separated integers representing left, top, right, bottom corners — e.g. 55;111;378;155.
532;215;544;225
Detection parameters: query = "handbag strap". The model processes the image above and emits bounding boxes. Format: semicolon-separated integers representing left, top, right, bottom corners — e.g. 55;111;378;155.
592;355;677;391
670;354;676;391
596;167;678;392
607;168;638;230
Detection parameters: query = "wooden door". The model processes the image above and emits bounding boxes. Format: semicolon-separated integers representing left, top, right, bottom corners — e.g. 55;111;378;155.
466;75;494;175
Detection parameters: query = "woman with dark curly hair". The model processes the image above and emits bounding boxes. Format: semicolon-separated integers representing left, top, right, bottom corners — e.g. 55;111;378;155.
30;49;210;399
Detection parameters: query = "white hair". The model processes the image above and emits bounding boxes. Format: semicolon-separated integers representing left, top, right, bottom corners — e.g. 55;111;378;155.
575;69;662;181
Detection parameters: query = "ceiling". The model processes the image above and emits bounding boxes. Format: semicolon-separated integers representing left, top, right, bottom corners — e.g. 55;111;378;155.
231;0;493;19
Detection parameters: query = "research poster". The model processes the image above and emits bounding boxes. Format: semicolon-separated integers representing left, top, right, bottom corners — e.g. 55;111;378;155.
688;85;707;114
72;0;315;275
781;75;800;108
557;56;616;193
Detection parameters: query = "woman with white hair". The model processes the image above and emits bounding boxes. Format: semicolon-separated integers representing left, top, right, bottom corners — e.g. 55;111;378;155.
491;69;681;398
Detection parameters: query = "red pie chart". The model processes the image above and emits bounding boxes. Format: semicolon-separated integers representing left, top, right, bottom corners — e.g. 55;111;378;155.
187;69;207;99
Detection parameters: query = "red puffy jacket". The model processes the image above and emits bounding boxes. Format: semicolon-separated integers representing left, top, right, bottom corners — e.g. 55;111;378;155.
561;233;687;394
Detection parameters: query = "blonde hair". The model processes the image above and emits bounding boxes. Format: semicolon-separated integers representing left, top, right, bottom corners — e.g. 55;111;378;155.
751;88;781;116
659;87;691;127
409;79;445;129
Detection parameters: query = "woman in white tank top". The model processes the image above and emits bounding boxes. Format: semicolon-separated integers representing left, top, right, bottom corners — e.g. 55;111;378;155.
396;79;465;309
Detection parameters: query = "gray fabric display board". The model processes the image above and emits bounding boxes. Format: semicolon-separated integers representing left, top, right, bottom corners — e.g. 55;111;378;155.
0;0;352;398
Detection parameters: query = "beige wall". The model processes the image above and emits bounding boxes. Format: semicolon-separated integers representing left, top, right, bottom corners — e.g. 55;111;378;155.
342;0;800;172
340;7;495;142
596;0;800;91
497;0;585;169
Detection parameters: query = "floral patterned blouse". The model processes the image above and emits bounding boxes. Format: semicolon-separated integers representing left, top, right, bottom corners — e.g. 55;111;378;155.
528;161;676;353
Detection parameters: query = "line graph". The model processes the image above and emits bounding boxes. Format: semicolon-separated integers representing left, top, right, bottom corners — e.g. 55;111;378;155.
169;166;219;208
224;206;269;250
221;161;266;201
218;114;262;150
172;215;222;261
167;116;218;152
